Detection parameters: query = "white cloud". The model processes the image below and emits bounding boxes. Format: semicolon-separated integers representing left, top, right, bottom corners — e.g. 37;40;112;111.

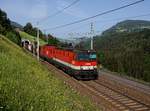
56;0;88;18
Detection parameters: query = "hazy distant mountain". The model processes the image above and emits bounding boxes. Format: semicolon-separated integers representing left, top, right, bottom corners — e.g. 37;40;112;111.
102;20;150;35
58;37;89;45
11;21;23;29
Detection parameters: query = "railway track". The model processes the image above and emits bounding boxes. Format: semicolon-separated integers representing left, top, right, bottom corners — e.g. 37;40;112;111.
99;71;150;92
85;80;150;111
97;71;150;107
40;59;150;111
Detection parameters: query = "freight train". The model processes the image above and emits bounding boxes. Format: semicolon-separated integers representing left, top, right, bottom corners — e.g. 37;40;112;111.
22;40;98;80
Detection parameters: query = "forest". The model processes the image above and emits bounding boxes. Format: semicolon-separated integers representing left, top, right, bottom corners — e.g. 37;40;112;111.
0;9;21;45
93;29;150;82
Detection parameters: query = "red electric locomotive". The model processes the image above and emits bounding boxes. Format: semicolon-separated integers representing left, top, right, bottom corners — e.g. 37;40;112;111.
40;45;98;80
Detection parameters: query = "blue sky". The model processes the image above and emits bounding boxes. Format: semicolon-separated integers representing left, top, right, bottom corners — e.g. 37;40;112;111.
0;0;150;39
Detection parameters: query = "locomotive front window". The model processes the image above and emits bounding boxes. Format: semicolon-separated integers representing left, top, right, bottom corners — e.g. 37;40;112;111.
76;52;96;61
89;53;96;60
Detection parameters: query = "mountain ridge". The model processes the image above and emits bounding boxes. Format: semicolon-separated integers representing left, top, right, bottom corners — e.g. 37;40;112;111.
10;21;23;29
102;20;150;35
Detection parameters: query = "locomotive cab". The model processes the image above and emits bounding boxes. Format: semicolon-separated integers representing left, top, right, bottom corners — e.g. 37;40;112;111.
73;50;98;80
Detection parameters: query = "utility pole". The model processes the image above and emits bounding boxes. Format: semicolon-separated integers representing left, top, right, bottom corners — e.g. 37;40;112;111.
90;22;94;50
37;22;39;61
68;32;74;46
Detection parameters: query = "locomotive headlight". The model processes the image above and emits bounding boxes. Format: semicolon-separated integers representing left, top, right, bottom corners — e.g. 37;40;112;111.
94;66;97;68
94;66;97;69
85;63;91;65
46;51;49;55
72;60;75;64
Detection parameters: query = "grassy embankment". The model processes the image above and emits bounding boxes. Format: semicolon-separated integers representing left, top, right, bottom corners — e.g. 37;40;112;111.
0;35;99;111
19;31;47;45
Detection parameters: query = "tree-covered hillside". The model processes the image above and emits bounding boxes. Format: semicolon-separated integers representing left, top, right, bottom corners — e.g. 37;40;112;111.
103;20;150;35
94;29;150;82
0;9;21;45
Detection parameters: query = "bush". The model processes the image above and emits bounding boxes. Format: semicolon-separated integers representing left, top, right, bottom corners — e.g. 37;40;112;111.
6;31;21;45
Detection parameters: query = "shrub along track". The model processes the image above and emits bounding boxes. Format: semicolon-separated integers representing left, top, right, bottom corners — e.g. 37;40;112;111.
40;59;150;111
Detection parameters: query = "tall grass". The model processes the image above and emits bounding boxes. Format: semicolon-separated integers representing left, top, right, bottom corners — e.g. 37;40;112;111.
0;35;99;111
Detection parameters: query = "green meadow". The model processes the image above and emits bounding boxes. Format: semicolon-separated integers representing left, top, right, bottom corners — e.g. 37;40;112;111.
0;35;99;111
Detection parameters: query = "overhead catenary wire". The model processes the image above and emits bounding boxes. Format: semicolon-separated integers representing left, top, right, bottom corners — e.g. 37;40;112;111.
44;0;144;31
43;12;150;36
38;0;80;24
52;12;150;38
63;13;150;33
